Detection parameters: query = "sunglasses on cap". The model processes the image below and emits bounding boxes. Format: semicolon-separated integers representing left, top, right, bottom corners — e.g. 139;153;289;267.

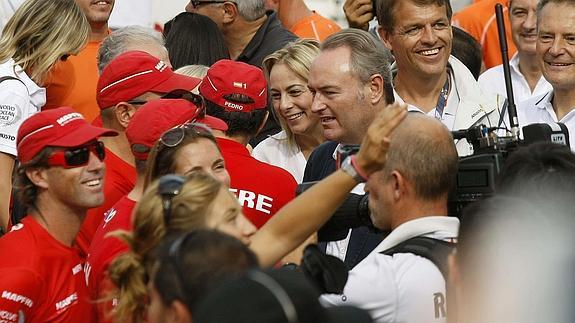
47;141;105;168
158;174;186;225
131;122;213;157
159;122;213;148
127;89;205;113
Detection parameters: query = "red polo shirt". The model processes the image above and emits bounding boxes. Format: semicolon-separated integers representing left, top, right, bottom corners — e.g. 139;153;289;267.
76;148;136;258
216;137;297;228
86;196;136;323
0;217;94;322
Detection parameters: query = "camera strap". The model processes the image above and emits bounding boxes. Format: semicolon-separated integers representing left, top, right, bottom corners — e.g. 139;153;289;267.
379;236;456;279
498;97;509;129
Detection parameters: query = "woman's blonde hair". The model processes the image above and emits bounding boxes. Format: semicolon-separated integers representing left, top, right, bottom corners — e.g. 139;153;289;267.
0;0;90;84
108;172;222;322
262;39;321;148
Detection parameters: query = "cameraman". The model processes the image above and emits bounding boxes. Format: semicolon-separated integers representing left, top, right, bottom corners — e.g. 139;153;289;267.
305;28;395;269
321;113;459;323
516;0;575;151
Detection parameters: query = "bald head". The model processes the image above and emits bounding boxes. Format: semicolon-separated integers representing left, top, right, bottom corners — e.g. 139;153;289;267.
384;113;458;200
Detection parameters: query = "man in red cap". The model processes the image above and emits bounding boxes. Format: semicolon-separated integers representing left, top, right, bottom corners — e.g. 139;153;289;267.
76;51;202;256
200;59;297;228
85;98;229;322
0;107;117;322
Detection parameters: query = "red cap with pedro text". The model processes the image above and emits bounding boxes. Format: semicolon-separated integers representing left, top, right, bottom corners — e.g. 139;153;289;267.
199;59;268;113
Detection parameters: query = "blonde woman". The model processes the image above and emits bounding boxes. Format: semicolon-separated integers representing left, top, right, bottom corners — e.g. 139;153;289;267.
108;103;407;322
0;0;90;231
253;39;324;183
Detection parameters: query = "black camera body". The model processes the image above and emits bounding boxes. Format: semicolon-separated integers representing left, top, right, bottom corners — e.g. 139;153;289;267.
448;123;570;217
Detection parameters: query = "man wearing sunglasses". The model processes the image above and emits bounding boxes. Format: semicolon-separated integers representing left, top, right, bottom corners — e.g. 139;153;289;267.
0;107;117;322
74;51;202;257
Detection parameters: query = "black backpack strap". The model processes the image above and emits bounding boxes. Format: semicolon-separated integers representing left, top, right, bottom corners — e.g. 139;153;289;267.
380;236;456;279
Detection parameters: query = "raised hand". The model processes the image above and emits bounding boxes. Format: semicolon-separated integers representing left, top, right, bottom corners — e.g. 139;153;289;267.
343;0;375;31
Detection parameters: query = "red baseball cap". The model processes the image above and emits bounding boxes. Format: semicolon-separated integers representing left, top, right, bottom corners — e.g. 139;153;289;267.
17;107;118;164
126;98;228;160
199;59;268;112
97;50;201;109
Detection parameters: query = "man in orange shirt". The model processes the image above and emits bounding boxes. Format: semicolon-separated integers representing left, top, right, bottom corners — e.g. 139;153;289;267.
265;0;341;41
43;0;115;122
452;0;517;69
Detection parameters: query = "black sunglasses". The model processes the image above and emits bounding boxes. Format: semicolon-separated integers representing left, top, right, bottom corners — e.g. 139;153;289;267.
158;174;186;225
47;141;105;168
161;89;205;116
127;90;205;111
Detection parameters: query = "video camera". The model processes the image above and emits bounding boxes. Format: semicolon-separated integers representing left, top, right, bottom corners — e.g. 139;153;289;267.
448;123;570;217
448;4;571;217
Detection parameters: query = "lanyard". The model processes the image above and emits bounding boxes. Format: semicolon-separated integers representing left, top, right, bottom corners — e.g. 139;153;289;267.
435;75;450;120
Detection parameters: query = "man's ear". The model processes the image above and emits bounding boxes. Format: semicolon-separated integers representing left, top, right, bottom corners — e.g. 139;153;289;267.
368;74;385;105
390;170;407;201
222;1;238;24
378;26;394;51
114;102;138;129
26;167;49;190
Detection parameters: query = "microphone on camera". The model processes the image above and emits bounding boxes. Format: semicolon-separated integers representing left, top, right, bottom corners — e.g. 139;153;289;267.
522;123;570;147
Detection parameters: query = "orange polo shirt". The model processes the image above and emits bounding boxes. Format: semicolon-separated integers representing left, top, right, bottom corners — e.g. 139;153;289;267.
453;0;517;69
44;39;102;122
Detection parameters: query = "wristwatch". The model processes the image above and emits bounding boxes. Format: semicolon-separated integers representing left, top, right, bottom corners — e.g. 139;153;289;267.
341;155;366;183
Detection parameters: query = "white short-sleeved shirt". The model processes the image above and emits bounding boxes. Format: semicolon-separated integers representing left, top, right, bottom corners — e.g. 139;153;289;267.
321;216;459;323
478;53;552;104
0;59;46;156
252;130;308;183
516;91;575;151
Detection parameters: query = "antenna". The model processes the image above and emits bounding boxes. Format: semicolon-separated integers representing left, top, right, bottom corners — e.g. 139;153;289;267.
495;3;520;140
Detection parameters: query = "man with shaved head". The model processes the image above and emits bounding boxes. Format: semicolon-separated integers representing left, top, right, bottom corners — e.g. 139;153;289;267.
321;113;460;323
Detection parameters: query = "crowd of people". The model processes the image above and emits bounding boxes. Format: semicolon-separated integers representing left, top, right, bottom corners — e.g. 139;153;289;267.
1;0;575;322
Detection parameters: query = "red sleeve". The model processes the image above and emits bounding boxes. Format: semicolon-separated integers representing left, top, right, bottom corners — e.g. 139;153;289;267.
94;274;117;323
0;268;43;321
